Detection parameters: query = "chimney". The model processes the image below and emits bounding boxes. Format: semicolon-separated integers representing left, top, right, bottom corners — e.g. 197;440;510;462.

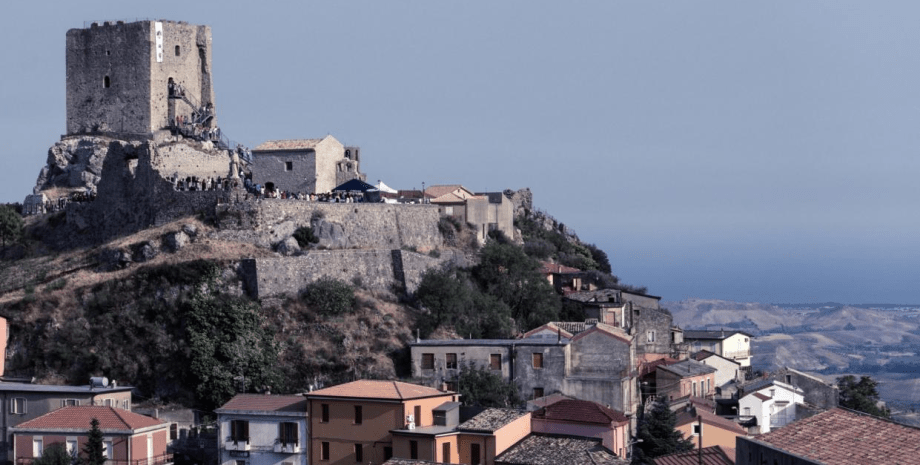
440;382;448;392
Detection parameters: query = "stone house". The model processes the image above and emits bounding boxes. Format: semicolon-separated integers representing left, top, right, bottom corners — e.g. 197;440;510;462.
425;186;515;243
251;135;364;195
304;380;457;465
683;330;754;375
737;379;804;434
391;408;531;465
692;350;742;392
736;408;920;465
10;406;170;465
215;394;308;465
530;399;629;459
410;322;639;422
655;360;717;402
0;380;133;463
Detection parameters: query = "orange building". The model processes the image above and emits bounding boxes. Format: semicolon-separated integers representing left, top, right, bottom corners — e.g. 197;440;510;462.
305;380;457;465
10;406;171;465
674;407;747;450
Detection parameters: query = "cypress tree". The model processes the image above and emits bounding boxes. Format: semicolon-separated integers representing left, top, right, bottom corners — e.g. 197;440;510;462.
83;418;105;465
633;399;694;464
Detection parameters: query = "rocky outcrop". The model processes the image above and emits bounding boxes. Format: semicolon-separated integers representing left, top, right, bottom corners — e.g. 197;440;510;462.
34;136;137;195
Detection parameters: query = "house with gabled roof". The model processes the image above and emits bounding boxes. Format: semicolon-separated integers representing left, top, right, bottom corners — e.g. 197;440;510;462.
737;379;804;434
305;380;457;465
683;330;753;375
736;408;920;465
215;394;308;465
424;186;514;243
530;399;629;458
251;135;364;195
10;406;170;465
673;406;747;451
693;350;742;391
655;360;717;402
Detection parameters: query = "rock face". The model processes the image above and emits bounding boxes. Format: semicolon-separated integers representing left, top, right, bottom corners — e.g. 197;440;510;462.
312;218;347;249
131;241;158;263
510;187;533;218
275;237;301;256
34;137;123;194
164;231;189;252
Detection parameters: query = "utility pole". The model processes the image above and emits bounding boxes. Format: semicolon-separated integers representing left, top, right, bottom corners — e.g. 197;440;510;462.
698;415;703;465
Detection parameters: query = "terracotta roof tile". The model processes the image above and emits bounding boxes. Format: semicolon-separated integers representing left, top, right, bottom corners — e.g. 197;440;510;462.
253;138;323;151
495;434;628;464
424;185;473;199
652;445;735;465
216;394;307;413
307;380;452;401
532;399;628;425
15;406;163;432
749;408;920;465
458;408;528;433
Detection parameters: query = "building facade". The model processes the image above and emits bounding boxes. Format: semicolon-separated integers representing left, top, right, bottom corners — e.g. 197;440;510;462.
683;330;753;374
654;360;717;401
215;394;308;465
251;136;364;195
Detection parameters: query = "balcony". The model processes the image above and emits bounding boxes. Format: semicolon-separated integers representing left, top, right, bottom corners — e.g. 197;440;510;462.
18;453;173;465
723;349;751;360
224;437;250;451
273;439;301;454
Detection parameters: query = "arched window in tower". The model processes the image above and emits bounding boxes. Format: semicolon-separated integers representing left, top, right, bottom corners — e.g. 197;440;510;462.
103;76;111;88
345;150;351;159
175;45;181;56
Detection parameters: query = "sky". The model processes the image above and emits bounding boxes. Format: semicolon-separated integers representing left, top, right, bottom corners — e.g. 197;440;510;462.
2;1;919;305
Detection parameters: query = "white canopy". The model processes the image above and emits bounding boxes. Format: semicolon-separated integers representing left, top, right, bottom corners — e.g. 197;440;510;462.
376;181;399;194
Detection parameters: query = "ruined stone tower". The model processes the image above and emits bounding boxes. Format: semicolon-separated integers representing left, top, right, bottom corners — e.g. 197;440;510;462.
66;20;216;135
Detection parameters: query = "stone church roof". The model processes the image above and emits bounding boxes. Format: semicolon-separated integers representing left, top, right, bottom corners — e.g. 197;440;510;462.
253;138;325;151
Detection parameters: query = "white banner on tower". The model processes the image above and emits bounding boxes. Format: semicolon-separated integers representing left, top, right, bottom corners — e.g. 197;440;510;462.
155;22;164;63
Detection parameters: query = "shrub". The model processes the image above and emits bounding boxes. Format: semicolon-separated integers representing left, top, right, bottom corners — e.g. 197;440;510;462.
293;226;319;248
43;278;67;293
303;277;355;316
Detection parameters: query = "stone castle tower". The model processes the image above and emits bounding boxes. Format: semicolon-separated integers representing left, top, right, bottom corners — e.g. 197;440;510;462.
66;20;216;135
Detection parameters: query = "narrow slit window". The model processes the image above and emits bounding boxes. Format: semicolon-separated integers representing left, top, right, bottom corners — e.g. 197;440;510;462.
175;45;181;56
103;76;111;88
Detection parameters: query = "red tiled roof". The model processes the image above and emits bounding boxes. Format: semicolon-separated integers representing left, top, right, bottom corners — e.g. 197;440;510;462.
532;399;628;425
16;406;163;431
569;323;631;345
217;394;307;413
307;380;452;401
752;392;771;401
639;357;679;377
253;138;324;151
653;445;735;465
750;408;920;465
675;409;747;435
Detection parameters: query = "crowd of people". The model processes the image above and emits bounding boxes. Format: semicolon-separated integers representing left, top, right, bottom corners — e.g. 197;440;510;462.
168;175;240;192
241;178;372;202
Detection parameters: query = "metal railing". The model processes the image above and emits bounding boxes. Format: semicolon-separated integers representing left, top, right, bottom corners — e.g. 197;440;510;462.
18;453;172;465
723;349;751;359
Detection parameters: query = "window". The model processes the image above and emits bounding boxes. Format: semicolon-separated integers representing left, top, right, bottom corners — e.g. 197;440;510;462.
11;398;26;414
422;353;434;370
279;422;298;445
743;407;751;415
321;404;329;423
532;353;543;369
410;440;418;459
321;442;329;461
354;444;362;462
123;399;130;410
446;353;458;370
61;399;79;407
647;330;656;343
104;399;114;407
414;405;422;426
66;440;77;455
532;388;544;400
285;161;293;171
170;423;178;440
230;420;249;443
786;374;792;384
103;440;113;459
103;76;110;88
434;410;447;426
769;389;775;398
33;439;43;458
471;443;481;465
442;443;451;462
354;405;362;424
490;354;501;370
175;45;181;56
692;424;701;435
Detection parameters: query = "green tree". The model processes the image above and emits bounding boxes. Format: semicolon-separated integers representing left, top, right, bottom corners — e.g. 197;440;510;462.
82;418;105;465
471;241;560;330
0;204;23;247
414;266;514;339
33;443;72;465
302;277;355;316
837;375;890;418
633;399;694;463
457;363;520;408
184;290;280;411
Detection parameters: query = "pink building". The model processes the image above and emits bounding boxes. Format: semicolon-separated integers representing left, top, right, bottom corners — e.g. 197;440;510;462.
530;399;629;459
10;406;171;465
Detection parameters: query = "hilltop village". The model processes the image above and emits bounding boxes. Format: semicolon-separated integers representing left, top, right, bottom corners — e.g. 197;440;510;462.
0;19;914;465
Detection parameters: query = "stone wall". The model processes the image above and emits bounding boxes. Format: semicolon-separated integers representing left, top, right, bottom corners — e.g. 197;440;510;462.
251;150;317;194
242;249;447;298
154;141;234;180
214;201;444;250
632;306;674;358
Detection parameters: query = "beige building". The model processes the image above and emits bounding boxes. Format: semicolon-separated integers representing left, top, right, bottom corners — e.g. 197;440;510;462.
425;186;515;243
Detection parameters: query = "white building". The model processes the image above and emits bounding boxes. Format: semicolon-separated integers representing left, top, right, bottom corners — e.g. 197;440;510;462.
693;350;742;392
216;394;308;465
684;330;754;375
738;379;804;434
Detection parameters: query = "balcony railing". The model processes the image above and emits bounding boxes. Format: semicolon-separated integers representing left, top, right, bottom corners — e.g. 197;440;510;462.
723;349;751;359
224;436;251;451
273;439;301;454
18;453;173;465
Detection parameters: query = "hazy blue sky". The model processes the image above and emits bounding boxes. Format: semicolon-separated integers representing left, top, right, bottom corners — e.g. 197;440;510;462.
2;1;919;304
